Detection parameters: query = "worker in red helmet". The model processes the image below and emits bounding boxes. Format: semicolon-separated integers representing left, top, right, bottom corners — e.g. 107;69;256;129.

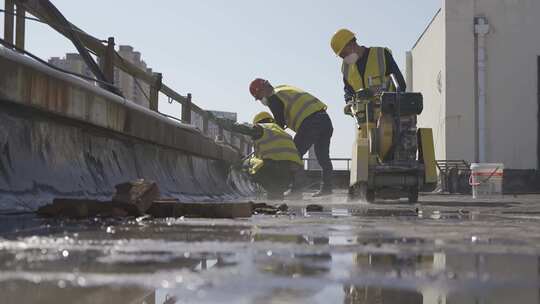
249;78;334;198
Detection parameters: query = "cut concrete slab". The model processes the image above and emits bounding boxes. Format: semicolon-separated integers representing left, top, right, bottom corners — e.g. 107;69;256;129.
37;197;253;219
37;199;130;219
147;201;253;218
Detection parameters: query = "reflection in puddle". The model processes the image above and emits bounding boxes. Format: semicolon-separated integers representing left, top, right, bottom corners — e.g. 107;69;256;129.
0;281;156;304
295;207;482;223
342;286;423;304
331;208;351;217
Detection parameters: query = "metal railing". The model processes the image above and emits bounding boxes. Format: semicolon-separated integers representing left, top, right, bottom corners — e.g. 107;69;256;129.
303;158;352;171
436;160;471;193
2;0;252;156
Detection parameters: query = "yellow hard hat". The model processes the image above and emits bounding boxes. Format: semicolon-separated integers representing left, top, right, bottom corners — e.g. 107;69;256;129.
331;28;355;56
252;111;274;124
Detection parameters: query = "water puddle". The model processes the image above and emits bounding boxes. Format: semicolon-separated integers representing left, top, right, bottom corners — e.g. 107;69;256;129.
0;213;538;303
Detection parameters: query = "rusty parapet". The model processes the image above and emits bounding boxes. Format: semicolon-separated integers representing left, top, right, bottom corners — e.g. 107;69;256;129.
0;47;253;211
0;46;241;163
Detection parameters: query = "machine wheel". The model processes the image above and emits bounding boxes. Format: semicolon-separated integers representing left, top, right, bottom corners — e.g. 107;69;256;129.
347;186;358;201
366;188;376;203
349;183;376;203
408;187;419;203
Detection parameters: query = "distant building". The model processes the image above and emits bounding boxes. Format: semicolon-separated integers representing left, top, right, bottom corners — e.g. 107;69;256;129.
408;0;540;170
114;45;152;108
48;53;94;83
208;110;237;122
204;110;238;140
191;110;251;156
49;45;153;109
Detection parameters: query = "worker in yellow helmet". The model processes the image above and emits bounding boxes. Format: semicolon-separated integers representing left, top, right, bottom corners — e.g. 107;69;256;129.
249;79;334;198
330;28;406;102
224;112;304;200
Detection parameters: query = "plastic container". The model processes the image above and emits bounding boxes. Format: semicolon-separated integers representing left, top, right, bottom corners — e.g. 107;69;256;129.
470;163;504;199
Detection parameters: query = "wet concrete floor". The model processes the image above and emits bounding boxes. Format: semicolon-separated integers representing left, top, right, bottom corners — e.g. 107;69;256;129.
1;192;540;303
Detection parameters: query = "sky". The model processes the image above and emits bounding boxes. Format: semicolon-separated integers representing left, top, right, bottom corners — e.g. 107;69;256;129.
0;0;440;158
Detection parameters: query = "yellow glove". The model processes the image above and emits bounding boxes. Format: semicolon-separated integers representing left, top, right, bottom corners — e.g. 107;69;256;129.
344;103;353;116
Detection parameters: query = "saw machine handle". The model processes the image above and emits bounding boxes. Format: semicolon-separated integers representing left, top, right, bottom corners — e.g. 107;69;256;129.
389;74;401;92
354;87;376;100
346;73;401;122
387;74;402;158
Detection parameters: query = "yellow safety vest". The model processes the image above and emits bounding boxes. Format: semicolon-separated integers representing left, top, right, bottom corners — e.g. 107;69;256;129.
274;85;327;132
342;47;395;92
253;123;303;166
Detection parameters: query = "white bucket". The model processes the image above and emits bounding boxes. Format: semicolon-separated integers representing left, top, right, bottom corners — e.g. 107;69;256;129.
470;163;504;199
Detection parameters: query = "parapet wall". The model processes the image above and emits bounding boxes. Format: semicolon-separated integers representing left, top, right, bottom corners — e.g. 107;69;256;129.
0;47;253;211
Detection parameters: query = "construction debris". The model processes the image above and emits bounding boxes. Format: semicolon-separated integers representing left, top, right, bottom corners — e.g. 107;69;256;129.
252;203;279;215
306;204;324;212
112;179;160;215
252;202;289;215
36;180;305;219
277;203;289;212
37;179;161;218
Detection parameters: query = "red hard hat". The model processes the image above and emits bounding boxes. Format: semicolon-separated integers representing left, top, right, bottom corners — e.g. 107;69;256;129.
249;78;267;100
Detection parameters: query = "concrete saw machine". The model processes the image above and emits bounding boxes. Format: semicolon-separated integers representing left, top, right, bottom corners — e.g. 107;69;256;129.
346;75;437;203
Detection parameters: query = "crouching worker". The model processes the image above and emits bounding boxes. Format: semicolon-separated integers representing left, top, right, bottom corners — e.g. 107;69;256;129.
230;112;303;200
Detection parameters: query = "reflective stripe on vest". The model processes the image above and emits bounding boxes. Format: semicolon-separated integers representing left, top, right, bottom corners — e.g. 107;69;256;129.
274;85;327;132
254;123;303;165
342;47;392;91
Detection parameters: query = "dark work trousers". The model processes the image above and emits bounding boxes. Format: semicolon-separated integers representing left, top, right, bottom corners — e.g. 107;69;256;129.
293;111;334;190
252;160;298;199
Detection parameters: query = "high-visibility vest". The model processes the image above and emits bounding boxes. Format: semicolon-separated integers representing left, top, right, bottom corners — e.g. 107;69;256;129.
342;47;396;92
274;85;327;132
253;123;303;166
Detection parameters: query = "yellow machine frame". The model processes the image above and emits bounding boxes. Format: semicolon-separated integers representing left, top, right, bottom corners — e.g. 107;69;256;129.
348;89;437;203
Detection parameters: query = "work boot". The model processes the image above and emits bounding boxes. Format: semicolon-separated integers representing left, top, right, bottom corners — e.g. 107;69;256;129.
312;188;333;197
313;171;333;197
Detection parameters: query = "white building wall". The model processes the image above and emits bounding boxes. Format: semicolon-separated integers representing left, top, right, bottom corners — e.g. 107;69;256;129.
410;0;539;169
472;0;539;169
444;0;477;163
411;10;447;160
